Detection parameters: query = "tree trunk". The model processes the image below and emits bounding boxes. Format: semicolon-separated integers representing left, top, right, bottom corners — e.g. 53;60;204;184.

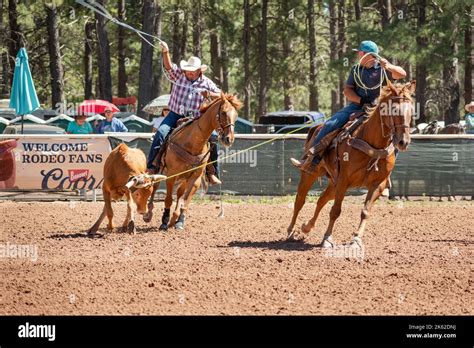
8;0;23;81
243;0;251;119
209;31;223;85
329;0;339;115
117;0;127;98
354;0;361;20
308;0;318;111
464;5;472;105
95;0;112;102
281;1;293;111
138;0;156;119
415;0;427;124
180;11;188;59
221;45;229;92
337;0;346;108
152;4;162;99
378;0;392;29
0;0;9;97
84;20;94;100
257;0;268;119
192;0;201;57
443;13;460;125
171;4;182;64
45;3;64;109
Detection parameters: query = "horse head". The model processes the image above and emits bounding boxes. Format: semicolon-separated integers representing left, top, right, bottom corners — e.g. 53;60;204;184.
378;80;416;151
204;92;242;147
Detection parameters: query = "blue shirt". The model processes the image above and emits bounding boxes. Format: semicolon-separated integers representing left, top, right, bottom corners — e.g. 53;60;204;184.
346;63;393;103
95;117;128;134
66;121;93;134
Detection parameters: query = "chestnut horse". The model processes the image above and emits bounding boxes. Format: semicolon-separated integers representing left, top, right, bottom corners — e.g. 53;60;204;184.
146;92;242;231
287;81;416;248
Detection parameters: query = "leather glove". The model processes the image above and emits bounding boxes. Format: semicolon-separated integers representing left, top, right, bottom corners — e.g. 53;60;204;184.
359;95;373;107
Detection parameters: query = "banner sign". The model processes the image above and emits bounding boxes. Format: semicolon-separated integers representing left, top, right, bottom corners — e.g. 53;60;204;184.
0;137;111;190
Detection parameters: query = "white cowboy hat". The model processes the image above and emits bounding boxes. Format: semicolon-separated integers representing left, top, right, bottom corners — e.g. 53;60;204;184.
180;56;207;72
465;101;474;112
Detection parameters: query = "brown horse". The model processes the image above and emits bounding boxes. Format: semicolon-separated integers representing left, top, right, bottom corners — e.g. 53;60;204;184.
287;80;416;248
146;92;242;231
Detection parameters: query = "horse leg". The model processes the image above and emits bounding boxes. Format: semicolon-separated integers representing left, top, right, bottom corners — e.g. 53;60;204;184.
122;190;137;234
350;180;386;248
287;171;318;239
160;178;175;231
143;184;158;223
175;176;201;230
318;184;348;248
301;183;336;235
169;182;186;228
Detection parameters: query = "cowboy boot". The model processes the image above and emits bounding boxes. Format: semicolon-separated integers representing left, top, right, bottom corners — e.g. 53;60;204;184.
208;174;222;185
299;154;323;174
290;151;311;168
206;163;222;185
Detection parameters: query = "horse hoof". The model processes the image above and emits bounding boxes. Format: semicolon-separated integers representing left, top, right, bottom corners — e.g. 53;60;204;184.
143;212;153;223
174;222;184;230
128;220;136;234
159;224;168;231
321;237;334;248
301;223;312;234
349;237;363;249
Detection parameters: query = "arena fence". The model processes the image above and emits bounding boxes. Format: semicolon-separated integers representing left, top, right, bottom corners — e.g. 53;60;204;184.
1;133;473;197
109;133;474;197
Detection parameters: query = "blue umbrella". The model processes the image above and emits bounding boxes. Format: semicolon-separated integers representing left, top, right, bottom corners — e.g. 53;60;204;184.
9;48;40;134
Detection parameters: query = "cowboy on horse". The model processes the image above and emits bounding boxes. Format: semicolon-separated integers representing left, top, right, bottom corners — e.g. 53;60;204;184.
147;40;222;185
291;40;407;173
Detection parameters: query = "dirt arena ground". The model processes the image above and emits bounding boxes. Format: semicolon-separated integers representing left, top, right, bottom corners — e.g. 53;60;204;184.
1;196;472;315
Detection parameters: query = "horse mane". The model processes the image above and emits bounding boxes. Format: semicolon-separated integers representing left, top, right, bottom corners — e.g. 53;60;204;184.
200;93;242;114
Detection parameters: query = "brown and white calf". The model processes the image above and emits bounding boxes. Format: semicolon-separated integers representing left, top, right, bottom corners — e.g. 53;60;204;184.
87;144;166;235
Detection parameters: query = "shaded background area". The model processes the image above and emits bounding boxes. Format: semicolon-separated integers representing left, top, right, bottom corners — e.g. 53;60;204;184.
109;135;474;196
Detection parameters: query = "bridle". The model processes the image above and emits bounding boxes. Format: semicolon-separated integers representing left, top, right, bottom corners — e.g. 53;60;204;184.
380;95;412;139
194;98;235;138
215;101;235;136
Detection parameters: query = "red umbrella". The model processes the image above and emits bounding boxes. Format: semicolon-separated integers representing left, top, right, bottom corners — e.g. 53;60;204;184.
76;100;120;116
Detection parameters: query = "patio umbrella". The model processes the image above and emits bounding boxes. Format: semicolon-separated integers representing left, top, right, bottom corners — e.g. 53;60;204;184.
142;94;170;115
77;99;119;116
9;48;40;134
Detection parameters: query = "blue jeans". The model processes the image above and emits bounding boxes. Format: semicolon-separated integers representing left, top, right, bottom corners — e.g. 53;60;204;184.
313;103;363;145
147;111;220;177
147;111;183;170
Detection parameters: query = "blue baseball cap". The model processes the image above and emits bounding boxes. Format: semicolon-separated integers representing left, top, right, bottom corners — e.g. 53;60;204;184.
353;40;379;54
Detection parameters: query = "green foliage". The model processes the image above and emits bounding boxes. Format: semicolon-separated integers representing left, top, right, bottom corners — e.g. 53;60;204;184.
0;0;471;121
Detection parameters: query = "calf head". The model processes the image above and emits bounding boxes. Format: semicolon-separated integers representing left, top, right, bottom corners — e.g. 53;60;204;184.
125;174;166;214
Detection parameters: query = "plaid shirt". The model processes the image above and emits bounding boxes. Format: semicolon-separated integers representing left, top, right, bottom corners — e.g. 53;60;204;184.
167;63;221;117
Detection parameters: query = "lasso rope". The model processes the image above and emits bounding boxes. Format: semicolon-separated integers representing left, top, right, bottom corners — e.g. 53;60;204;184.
76;0;201;96
352;51;390;94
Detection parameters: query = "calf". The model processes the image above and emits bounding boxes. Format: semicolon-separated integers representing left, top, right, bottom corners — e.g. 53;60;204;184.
87;144;166;235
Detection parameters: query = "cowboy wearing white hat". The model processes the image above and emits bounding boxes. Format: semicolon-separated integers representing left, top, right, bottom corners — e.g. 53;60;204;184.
147;41;222;185
465;101;474;134
180;56;208;72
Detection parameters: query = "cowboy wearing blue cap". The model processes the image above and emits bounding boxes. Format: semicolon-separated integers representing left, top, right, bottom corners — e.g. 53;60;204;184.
292;40;407;173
